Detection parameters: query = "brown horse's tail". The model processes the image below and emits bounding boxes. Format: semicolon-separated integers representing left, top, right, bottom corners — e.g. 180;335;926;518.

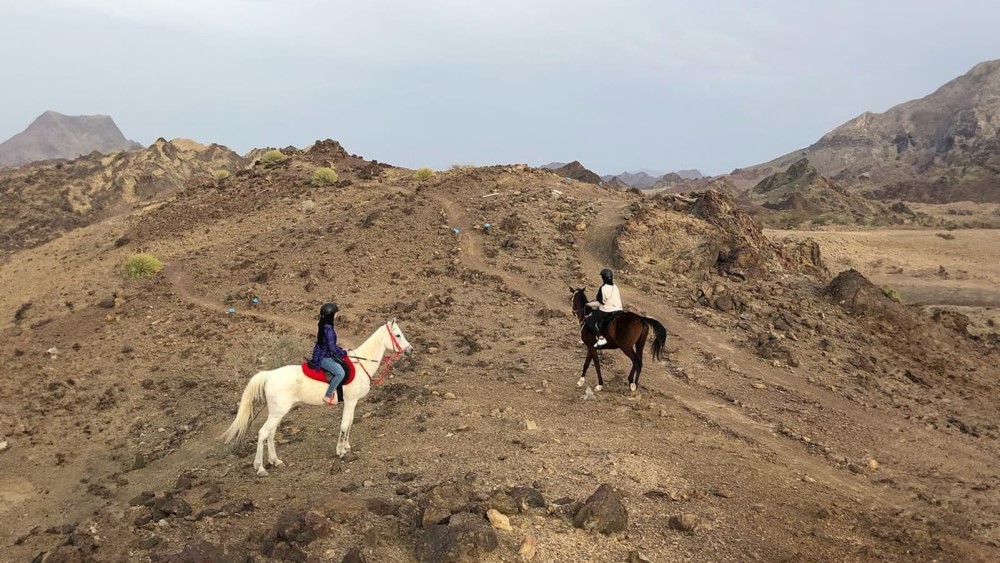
642;317;668;361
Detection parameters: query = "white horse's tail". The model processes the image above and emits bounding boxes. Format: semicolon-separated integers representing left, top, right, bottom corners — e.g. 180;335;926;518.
221;371;269;444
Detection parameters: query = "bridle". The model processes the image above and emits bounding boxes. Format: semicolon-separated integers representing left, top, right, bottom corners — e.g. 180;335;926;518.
349;322;407;386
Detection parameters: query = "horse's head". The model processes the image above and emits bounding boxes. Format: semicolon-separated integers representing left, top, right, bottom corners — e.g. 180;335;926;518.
570;286;588;321
384;317;414;356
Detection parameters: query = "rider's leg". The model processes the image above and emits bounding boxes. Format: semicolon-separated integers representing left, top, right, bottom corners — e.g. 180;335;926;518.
589;312;608;346
321;358;346;404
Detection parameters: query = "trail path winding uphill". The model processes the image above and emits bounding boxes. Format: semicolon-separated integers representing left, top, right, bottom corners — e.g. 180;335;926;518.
431;186;1000;557
164;261;358;341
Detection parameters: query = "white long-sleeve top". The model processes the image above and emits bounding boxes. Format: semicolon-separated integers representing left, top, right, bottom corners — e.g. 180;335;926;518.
587;283;623;313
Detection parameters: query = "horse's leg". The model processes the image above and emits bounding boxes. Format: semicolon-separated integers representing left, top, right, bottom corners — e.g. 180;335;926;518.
632;326;648;392
593;351;605;391
255;410;285;477
620;340;640;394
337;399;358;458
578;351;593;388
266;406;290;468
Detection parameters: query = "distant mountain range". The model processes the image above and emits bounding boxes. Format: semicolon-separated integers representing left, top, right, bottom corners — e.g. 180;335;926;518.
0;111;142;168
541;162;704;189
729;59;1000;203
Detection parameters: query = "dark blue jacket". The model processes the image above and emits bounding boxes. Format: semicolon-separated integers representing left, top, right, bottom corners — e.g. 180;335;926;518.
311;322;347;365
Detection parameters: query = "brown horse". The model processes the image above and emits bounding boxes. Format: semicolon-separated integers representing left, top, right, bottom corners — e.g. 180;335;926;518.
571;287;667;392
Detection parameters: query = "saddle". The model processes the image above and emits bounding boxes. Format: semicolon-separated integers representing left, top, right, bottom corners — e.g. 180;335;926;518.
594;310;625;333
302;356;357;403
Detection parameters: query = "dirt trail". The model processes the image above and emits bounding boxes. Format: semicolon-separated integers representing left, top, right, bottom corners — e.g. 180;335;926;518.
164;261;359;342
432;185;1000;549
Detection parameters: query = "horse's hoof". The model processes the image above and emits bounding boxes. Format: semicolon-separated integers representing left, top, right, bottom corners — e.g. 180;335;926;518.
576;377;585;388
272;459;284;467
256;468;268;477
594;385;603;392
630;383;637;392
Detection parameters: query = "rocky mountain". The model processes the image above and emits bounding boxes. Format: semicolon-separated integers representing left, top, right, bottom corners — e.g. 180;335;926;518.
743;158;919;227
602;169;706;189
0;111;142;168
0;138;245;255
673;169;705;180
736;59;1000;202
550;160;602;184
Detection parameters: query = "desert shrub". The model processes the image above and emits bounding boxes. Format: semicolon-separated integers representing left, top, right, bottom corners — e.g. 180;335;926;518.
260;150;286;166
881;286;902;303
231;330;307;375
450;164;475;172
414;167;435;182
213;169;231;180
312;167;338;186
124;253;164;279
936;232;956;240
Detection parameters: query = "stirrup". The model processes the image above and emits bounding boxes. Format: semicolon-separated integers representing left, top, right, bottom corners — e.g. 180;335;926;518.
594;337;607;347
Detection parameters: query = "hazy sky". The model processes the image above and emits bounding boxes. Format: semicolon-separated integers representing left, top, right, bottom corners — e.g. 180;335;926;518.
2;1;998;175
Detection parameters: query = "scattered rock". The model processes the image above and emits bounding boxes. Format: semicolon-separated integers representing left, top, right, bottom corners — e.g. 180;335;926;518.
365;498;400;517
131;453;147;471
627;550;653;563
419;481;475;527
516;534;537;562
0;440;8;452
161;539;249;563
573;484;628;534
137;536;161;549
159;496;192;518
668;513;699;533
128;491;155;507
486;509;512;531
342;547;368;563
220;498;254;516
269;510;330;546
201;484;223;504
174;474;193;491
509;487;546;513
521;419;538;431
416;512;499;563
443;392;457;400
341;451;359;463
868;459;880;471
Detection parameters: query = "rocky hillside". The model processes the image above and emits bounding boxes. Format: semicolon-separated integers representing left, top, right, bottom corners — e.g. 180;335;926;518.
0;138;245;256
736;59;1000;202
744;159;921;228
2;141;999;562
602;170;707;190
0;111;142;168
550;160;602;184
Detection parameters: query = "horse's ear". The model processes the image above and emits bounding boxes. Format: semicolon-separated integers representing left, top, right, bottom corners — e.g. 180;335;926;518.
568;285;576;294
391;316;396;326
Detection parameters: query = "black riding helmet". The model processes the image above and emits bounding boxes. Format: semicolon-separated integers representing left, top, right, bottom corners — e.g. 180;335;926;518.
319;302;339;320
600;268;614;285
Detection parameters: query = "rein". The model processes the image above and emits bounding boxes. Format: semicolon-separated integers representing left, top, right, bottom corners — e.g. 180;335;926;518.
348;322;406;386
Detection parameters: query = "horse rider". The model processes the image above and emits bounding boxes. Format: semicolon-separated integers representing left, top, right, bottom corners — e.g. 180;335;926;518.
312;302;348;405
585;268;623;347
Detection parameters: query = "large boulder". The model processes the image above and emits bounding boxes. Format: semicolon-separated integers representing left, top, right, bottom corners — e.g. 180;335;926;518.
573;484;628;534
416;512;499;562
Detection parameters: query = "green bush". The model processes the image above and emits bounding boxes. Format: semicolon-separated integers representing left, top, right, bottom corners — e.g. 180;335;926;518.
260;150;286;166
414;167;435;182
213;169;231;180
124;253;164;279
881;286;902;303
312;167;339;186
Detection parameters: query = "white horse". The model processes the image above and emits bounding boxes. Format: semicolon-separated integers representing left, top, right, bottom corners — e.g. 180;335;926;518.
222;318;413;476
